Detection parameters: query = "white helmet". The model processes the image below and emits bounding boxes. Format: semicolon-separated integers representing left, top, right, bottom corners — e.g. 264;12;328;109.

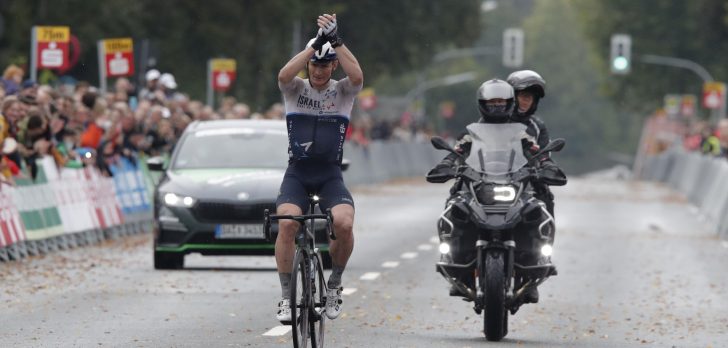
306;38;337;62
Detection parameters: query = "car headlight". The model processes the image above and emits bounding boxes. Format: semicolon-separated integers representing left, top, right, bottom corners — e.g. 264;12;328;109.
163;192;197;207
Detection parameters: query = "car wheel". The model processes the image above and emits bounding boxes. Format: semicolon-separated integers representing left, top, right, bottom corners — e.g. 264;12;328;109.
154;251;184;270
320;251;333;270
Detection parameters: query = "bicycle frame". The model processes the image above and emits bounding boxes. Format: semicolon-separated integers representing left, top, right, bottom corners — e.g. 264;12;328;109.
264;195;335;348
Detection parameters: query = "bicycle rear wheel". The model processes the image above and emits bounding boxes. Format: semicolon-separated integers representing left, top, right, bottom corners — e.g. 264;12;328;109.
291;250;310;348
309;253;327;348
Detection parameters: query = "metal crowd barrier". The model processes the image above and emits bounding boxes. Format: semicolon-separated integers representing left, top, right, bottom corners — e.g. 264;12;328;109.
638;149;728;239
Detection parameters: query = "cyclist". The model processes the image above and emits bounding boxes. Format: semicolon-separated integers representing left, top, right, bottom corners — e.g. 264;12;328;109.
275;13;363;323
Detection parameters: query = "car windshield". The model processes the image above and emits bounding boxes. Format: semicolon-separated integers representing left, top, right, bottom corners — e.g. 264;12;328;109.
172;127;289;169
464;123;529;176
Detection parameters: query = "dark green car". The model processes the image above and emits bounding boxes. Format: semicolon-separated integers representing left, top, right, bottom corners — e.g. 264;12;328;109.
149;119;332;269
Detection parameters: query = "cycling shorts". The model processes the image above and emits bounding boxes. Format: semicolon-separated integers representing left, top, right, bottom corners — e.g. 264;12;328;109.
276;161;354;213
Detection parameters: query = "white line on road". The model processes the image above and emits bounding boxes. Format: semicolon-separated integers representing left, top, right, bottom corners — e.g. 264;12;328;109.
430;236;439;244
381;261;400;268
401;252;418;259
360;272;381;280
263;326;291;336
342;288;357;295
417;244;433;251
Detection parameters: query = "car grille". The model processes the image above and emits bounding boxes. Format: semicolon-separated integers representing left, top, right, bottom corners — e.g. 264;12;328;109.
193;201;276;223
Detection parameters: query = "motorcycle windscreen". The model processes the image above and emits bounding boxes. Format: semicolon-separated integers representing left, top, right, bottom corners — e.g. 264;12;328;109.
464;123;529;175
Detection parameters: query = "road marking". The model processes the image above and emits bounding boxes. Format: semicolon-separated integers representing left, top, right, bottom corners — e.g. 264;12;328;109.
360;272;381;280
263;326;291;336
401;252;418;259
381;261;400;268
430;236;439;244
342;288;357;296
418;244;433;251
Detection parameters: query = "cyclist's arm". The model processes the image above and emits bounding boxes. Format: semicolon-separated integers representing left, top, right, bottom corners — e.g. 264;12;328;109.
278;47;316;85
333;44;363;87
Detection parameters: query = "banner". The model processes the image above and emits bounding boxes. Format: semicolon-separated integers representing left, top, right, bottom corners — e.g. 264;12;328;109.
14;157;64;241
0;184;25;248
109;157;151;215
100;38;135;77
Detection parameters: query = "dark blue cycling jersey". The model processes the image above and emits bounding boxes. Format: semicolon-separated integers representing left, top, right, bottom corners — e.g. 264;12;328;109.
279;77;362;165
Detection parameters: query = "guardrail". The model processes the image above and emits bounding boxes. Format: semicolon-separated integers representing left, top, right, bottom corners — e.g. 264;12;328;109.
639;149;728;239
0;141;442;263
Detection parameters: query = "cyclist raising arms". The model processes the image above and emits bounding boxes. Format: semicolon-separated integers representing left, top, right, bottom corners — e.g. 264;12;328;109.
275;13;363;323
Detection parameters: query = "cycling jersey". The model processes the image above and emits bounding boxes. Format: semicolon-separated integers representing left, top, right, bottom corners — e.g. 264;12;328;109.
279;77;362;165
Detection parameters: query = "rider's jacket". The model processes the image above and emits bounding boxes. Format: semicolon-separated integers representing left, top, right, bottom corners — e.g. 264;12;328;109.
279;77;363;165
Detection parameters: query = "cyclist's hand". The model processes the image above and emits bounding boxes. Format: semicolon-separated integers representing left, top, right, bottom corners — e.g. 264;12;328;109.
317;14;337;36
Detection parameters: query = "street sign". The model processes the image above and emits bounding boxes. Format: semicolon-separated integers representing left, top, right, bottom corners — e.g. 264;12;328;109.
502;28;524;68
702;82;725;109
210;58;237;92
357;87;377;111
31;26;70;78
680;95;697;118
663;94;681;117
99;38;135;77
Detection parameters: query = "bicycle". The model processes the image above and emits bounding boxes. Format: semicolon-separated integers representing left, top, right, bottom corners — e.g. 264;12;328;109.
264;194;336;348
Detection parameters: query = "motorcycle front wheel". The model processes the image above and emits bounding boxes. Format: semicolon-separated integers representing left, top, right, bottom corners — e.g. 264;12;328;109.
482;249;508;341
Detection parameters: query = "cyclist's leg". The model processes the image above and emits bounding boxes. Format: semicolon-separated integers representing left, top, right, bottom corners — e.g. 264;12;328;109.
275;169;309;322
318;176;355;282
318;176;354;320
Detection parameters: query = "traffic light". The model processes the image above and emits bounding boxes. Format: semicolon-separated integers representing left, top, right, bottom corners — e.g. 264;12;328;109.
503;28;524;68
610;34;632;74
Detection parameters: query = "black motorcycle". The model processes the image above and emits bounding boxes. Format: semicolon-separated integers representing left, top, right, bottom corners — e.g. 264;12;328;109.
426;123;566;341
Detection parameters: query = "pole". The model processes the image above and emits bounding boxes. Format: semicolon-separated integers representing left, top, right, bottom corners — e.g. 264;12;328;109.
97;40;107;94
206;59;213;108
638;54;722;121
30;27;37;82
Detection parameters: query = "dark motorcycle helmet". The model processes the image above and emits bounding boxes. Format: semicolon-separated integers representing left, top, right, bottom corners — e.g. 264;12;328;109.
507;70;546;122
476;79;515;123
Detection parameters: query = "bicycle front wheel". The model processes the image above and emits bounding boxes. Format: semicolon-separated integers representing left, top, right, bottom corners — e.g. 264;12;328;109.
291;250;310;348
310;253;327;348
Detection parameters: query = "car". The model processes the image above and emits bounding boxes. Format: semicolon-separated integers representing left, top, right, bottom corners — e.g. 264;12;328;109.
148;119;333;270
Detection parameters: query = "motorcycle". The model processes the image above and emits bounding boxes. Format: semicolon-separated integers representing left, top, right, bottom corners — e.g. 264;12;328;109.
426;122;566;341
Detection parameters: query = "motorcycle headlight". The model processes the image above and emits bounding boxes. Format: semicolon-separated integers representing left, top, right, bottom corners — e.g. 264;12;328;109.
439;242;451;254
163;192;197;208
493;185;516;202
541;244;553;257
476;184;516;204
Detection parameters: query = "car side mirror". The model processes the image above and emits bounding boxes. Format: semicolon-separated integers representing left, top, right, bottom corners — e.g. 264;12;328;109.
147;156;166;171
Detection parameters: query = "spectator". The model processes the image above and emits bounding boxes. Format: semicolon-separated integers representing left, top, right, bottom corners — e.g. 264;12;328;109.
139;69;161;102
1;65;24;96
718;119;728;158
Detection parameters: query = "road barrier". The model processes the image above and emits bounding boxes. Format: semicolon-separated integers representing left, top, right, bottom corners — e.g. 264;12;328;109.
639;149;728;239
0;142;441;263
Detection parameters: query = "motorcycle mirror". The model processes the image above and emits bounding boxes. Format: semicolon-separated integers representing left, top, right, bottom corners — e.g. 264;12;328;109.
430;136;460;156
542;138;566;153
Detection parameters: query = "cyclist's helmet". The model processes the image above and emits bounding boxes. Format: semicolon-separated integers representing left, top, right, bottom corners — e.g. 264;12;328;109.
306;38;337;62
476;78;515;123
507;70;546;121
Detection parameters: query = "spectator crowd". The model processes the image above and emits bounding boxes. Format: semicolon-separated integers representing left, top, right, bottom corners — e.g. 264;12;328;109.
0;65;286;184
683;118;728;159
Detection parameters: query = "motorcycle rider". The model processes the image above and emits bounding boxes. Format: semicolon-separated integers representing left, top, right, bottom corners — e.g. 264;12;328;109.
429;77;565;303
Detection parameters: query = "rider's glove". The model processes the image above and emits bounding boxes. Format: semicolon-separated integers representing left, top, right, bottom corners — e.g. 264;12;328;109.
310;34;328;51
317;14;343;48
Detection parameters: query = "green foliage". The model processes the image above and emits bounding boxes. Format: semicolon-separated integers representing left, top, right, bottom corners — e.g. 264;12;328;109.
0;0;481;111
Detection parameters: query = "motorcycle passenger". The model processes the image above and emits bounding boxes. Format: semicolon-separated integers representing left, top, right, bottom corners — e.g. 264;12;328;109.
507;70;558;217
429;78;564;304
275;13;363;323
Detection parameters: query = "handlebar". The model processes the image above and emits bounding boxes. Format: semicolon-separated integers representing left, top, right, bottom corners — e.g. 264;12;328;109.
263;209;337;241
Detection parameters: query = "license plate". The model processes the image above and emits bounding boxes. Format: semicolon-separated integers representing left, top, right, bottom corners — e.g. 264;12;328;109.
215;224;265;239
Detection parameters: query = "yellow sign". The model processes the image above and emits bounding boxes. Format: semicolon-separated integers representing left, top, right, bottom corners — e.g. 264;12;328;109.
210;59;236;72
36;26;70;43
103;38;134;53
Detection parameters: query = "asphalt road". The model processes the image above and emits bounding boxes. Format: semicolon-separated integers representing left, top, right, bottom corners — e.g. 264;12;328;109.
2;176;728;347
